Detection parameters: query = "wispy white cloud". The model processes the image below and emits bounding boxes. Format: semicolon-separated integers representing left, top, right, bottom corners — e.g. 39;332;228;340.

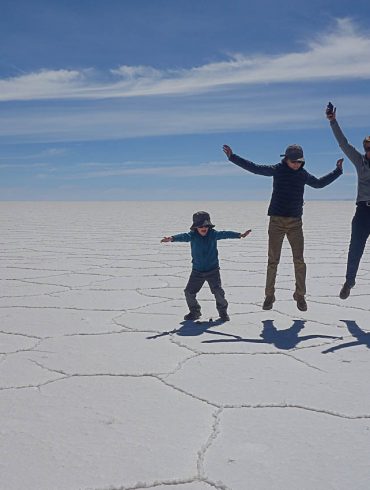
52;160;361;181
1;18;370;102
1;89;369;143
0;162;51;170
68;161;241;179
0;148;66;160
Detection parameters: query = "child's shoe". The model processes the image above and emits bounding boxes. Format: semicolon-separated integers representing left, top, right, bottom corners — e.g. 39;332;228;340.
184;311;201;321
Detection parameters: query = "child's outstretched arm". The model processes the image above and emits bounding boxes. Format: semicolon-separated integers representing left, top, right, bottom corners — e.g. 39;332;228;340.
215;229;252;240
240;229;252;238
162;232;192;243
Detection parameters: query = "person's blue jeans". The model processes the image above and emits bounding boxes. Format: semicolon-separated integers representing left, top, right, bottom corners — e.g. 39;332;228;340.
346;204;370;287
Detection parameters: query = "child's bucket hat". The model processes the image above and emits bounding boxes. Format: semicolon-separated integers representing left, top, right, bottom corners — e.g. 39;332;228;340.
190;211;215;230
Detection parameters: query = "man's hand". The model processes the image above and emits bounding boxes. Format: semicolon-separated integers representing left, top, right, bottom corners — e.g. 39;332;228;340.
336;158;344;171
161;236;173;243
326;101;336;121
240;229;252;238
223;144;233;159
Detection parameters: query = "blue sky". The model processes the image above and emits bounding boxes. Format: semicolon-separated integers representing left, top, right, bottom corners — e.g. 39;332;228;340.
1;0;370;200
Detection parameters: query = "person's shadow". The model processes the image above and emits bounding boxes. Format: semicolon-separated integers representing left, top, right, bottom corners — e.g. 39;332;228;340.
202;319;342;350
322;320;370;354
147;319;241;340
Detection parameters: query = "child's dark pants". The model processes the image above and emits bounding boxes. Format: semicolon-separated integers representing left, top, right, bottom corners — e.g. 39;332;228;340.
184;268;228;315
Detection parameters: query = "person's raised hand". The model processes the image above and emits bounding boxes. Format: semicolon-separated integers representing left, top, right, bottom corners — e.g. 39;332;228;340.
161;236;173;243
336;158;344;171
223;144;233;159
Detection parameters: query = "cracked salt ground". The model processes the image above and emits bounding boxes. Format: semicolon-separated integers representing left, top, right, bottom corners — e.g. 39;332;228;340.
0;377;214;490
163;351;370;416
204;409;370;490
0;308;124;337
0;288;166;311
1;201;370;490
0;279;68;298
0;354;64;389
4;272;118;288
0;330;38;354
26;332;193;376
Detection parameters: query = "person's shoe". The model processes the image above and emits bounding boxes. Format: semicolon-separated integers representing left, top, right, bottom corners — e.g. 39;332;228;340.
339;282;353;300
293;293;307;312
184;311;201;321
219;312;230;322
262;295;275;310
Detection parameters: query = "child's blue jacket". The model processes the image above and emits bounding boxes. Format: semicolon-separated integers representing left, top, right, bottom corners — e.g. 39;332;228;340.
172;228;240;272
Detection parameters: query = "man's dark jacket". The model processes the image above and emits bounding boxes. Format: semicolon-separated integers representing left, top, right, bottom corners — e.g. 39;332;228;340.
229;154;342;218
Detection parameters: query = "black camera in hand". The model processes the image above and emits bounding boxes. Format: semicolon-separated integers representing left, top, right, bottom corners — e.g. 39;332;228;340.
326;101;335;116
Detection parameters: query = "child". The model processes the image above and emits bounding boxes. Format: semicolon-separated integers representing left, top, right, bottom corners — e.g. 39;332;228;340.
161;211;251;322
223;143;343;311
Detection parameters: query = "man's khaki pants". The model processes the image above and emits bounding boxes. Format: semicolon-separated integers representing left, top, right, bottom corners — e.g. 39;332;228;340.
265;216;306;297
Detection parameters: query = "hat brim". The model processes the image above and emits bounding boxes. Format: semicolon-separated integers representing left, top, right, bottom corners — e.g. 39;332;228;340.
281;155;305;163
190;220;215;230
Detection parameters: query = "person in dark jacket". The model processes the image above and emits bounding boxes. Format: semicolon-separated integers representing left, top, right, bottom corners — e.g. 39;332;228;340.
223;143;343;311
326;102;370;299
161;211;251;321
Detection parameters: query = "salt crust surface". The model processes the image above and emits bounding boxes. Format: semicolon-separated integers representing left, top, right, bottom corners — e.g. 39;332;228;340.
0;201;369;490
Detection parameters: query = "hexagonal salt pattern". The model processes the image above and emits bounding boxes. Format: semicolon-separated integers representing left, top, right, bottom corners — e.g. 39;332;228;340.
1;201;369;490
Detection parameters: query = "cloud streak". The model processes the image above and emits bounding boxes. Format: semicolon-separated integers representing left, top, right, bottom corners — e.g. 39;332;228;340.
66;161;241;179
1;18;370;102
1;90;369;143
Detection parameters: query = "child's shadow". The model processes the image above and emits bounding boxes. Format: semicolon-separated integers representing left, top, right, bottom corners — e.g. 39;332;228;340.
202;319;341;350
147;319;240;340
322;320;370;354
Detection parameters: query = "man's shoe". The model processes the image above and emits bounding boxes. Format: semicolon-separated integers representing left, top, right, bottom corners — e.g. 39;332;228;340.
184;311;201;321
339;282;352;300
293;293;307;312
262;295;275;310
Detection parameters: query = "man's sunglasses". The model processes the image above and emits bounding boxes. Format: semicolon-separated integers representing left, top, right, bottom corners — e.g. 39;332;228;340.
365;146;370;152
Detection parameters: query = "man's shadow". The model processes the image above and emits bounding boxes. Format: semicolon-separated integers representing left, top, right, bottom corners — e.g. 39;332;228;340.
202;319;342;350
322;320;370;354
147;319;241;340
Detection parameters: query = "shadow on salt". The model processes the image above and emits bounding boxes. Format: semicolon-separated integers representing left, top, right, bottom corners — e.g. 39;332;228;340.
147;318;344;350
